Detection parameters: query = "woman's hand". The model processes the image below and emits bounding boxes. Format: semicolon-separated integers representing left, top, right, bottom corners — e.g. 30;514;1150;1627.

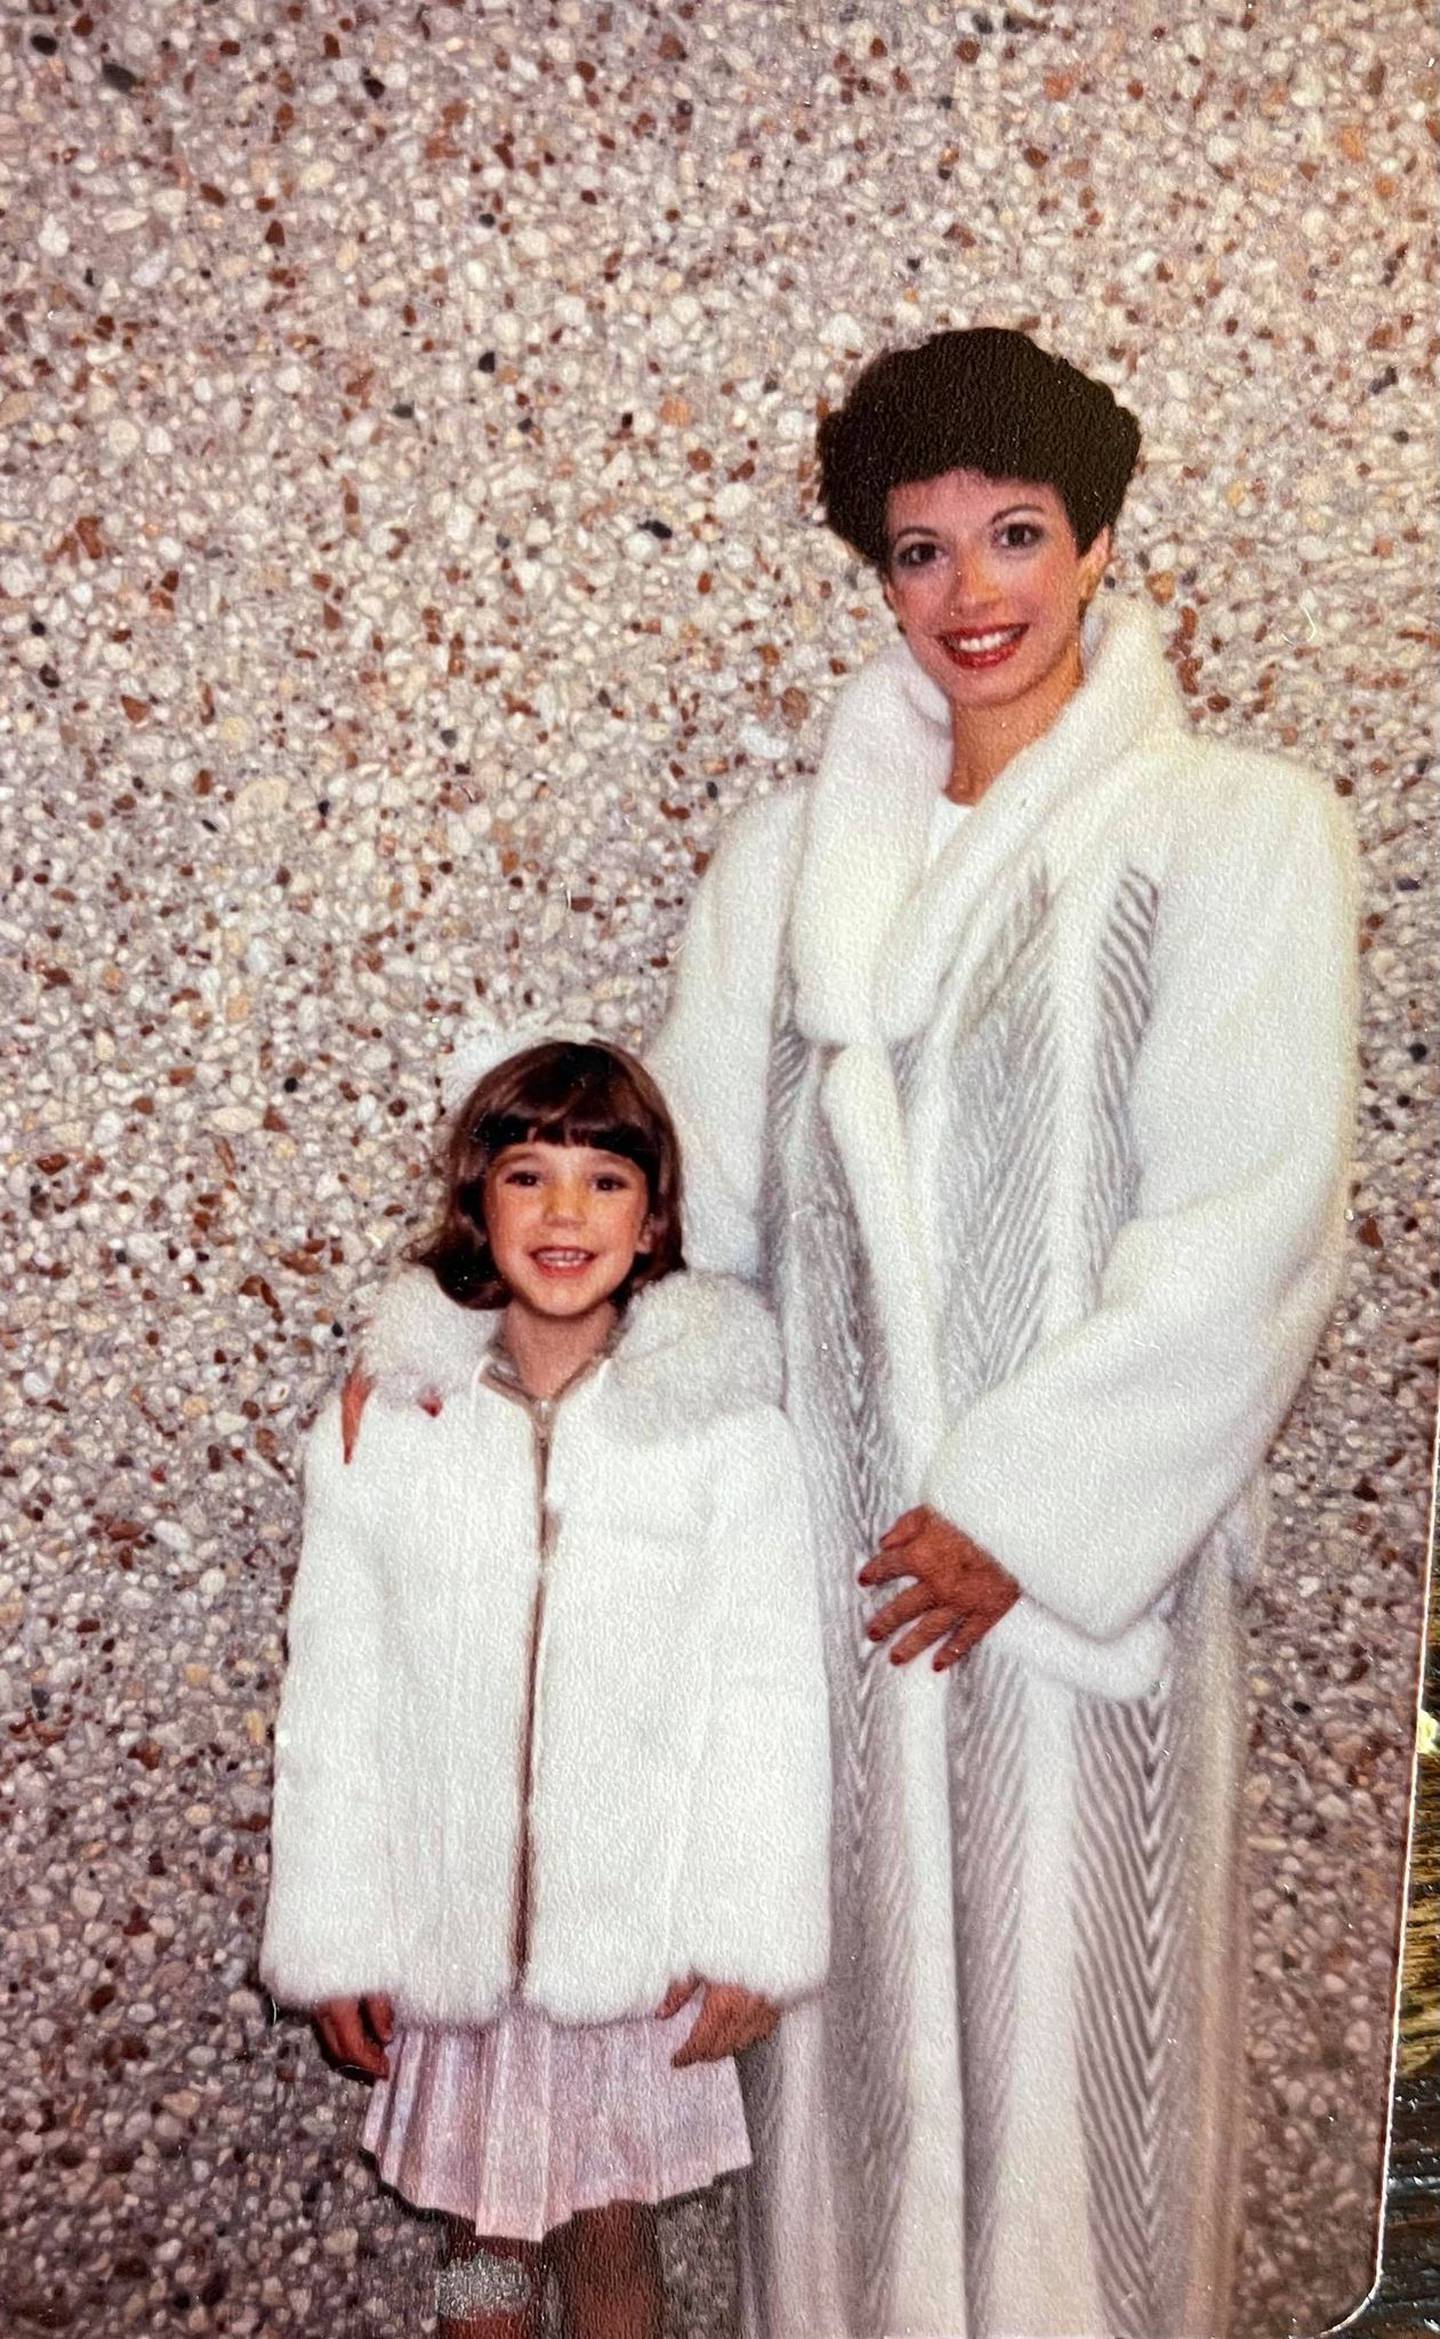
314;1993;394;2078
658;1975;780;2067
859;1506;1020;1669
339;1367;441;1461
340;1368;374;1463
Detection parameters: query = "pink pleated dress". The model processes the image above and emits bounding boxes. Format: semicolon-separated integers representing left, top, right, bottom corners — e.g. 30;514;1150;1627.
361;1997;751;2242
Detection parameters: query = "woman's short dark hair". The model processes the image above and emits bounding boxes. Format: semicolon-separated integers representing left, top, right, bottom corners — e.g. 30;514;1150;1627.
817;326;1142;568
414;1040;686;1310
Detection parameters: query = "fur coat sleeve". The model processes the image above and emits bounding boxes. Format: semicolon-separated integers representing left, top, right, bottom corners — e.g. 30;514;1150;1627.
925;756;1359;1639
670;1406;831;2003
259;1400;399;2007
649;788;802;1277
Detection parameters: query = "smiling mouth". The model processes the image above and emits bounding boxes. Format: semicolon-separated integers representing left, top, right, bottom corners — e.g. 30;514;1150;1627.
939;625;1028;668
530;1249;596;1271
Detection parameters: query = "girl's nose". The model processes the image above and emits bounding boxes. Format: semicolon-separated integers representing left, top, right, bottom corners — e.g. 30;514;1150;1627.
542;1181;585;1223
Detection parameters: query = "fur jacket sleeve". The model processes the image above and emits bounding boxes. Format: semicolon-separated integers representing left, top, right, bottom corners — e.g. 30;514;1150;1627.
668;1403;829;1998
923;756;1358;1638
648;787;804;1278
258;1389;401;2006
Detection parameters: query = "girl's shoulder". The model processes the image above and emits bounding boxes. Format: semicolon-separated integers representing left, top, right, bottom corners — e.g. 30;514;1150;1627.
355;1264;497;1403
597;1270;782;1447
302;1269;509;1500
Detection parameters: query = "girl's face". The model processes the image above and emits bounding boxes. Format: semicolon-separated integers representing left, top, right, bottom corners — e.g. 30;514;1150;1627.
483;1139;653;1327
882;470;1110;731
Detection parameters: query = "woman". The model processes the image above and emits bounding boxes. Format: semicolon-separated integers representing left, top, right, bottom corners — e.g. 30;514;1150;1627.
649;327;1357;2339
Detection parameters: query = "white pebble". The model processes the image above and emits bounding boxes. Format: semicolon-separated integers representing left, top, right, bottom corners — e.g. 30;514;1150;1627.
234;775;290;822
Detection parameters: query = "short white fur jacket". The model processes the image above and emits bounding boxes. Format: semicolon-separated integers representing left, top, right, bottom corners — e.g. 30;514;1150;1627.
260;1268;831;2029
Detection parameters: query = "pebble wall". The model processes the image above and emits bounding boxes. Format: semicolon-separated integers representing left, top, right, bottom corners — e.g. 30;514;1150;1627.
3;2;1435;2334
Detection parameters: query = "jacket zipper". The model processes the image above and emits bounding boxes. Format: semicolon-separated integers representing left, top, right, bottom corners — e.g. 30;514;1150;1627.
483;1341;612;1990
511;1391;556;1984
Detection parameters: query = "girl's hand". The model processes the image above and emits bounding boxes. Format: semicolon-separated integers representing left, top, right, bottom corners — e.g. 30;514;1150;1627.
656;1973;699;2022
314;1993;394;2078
662;1978;781;2067
859;1506;1020;1669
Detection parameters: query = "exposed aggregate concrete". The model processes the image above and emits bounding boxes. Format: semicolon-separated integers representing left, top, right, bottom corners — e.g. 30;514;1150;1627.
2;3;1435;2333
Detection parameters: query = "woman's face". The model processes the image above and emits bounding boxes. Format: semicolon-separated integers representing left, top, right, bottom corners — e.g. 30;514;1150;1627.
882;470;1110;731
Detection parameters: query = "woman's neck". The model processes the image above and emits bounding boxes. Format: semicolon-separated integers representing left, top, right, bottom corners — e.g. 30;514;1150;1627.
944;636;1084;805
502;1296;619;1401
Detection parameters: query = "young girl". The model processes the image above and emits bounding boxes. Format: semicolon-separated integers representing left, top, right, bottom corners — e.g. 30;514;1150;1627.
260;1028;830;2339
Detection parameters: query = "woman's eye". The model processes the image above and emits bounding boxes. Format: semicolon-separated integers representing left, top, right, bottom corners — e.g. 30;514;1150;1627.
892;541;938;571
997;521;1043;550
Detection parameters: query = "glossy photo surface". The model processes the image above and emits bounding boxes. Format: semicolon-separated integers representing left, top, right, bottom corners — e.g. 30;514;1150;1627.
4;6;1433;2336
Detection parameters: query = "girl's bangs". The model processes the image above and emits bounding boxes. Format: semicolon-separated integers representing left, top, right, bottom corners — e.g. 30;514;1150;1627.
470;1050;667;1175
478;1109;657;1171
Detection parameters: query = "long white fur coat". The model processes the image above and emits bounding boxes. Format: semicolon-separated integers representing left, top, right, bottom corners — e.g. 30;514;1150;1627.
260;1268;830;2030
651;597;1357;2339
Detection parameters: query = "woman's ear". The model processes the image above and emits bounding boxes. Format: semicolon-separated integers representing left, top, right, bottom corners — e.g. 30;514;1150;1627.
1079;525;1112;609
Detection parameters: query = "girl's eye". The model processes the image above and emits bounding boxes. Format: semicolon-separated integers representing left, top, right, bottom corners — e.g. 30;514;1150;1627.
501;1169;540;1187
997;521;1043;550
593;1174;631;1193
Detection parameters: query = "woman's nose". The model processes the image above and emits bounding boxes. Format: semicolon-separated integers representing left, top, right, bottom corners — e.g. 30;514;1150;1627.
947;551;997;612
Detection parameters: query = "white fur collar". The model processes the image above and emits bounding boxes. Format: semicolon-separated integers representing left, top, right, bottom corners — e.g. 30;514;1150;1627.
359;1265;781;1437
790;596;1187;1047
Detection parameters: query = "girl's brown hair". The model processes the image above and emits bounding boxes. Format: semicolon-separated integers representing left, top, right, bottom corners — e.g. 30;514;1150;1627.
413;1039;686;1311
